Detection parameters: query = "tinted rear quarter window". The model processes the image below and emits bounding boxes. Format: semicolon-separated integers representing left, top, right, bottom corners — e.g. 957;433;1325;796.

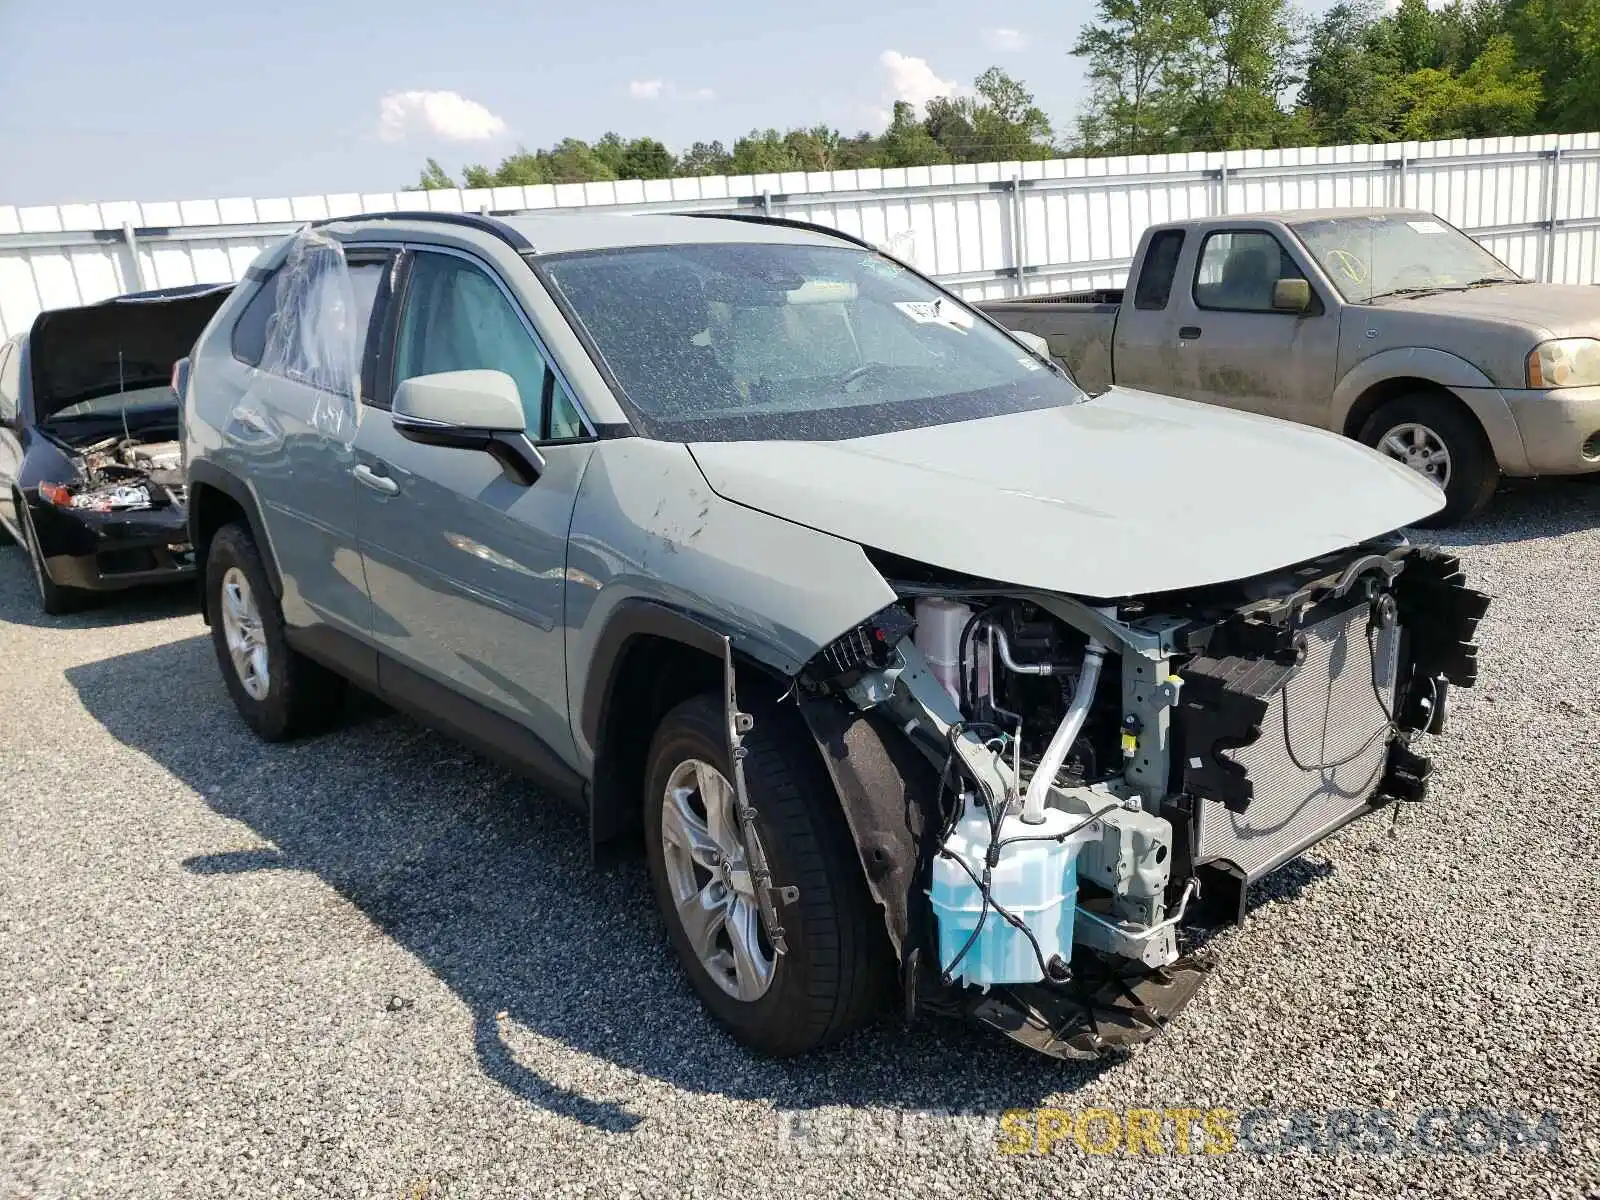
231;272;279;367
1133;230;1184;310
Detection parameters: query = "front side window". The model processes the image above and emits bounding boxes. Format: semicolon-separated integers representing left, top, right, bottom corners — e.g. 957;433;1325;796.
537;242;1084;442
395;253;552;433
1194;231;1308;313
1291;213;1520;303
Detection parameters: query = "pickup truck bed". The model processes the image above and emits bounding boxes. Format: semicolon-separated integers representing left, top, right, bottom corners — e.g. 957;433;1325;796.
979;291;1122;394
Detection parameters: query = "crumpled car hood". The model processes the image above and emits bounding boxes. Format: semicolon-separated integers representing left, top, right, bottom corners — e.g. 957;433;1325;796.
688;388;1444;598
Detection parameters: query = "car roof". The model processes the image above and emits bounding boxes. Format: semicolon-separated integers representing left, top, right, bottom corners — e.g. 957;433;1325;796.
1166;208;1436;231
329;211;861;256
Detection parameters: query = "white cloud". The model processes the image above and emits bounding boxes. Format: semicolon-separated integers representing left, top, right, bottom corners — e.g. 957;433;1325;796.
630;79;715;102
984;27;1028;52
870;51;964;127
376;90;506;143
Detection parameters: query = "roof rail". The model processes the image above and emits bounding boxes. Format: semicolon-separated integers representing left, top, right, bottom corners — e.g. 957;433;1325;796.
312;210;535;253
684;211;879;254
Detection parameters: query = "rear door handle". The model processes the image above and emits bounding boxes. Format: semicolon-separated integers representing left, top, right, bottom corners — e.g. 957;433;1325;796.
1178;326;1202;340
353;463;399;496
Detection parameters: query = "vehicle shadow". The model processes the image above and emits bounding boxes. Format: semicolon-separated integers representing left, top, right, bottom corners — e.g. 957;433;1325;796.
0;543;200;628
1425;477;1600;547
64;635;1114;1133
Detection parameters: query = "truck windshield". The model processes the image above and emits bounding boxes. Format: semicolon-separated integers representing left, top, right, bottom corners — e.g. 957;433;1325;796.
1290;214;1521;303
536;242;1083;441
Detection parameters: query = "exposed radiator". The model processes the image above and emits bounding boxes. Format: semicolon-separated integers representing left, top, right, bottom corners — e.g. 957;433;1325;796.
1195;602;1401;881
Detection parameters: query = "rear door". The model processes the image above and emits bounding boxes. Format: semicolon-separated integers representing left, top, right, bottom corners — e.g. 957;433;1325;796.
1166;226;1338;426
1108;227;1189;394
353;245;596;766
226;245;394;646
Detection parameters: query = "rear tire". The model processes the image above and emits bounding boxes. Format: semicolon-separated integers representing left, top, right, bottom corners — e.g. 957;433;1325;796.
20;498;87;616
643;691;890;1056
205;521;346;741
1358;394;1498;528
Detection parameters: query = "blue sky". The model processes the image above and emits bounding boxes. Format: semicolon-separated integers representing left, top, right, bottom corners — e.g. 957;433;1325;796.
0;0;1114;207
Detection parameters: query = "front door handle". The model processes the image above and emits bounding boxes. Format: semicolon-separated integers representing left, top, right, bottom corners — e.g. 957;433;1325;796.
1178;325;1202;340
353;463;399;496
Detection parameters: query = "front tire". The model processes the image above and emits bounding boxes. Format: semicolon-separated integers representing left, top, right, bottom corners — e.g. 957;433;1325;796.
20;498;86;615
1359;394;1498;528
643;692;890;1056
205;521;346;741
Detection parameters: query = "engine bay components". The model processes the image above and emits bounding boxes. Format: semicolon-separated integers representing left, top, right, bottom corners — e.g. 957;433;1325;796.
798;538;1488;1056
39;437;186;514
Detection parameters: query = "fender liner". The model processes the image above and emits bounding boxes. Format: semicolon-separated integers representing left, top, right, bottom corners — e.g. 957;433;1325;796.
1331;348;1530;474
186;460;282;603
796;694;943;965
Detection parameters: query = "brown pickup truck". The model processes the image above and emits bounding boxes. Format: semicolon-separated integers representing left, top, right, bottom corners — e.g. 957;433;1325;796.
980;208;1600;524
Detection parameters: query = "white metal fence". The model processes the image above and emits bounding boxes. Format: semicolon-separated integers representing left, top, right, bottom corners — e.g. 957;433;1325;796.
5;131;1600;340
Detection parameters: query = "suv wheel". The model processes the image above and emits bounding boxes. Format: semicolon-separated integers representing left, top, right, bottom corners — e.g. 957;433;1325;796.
205;521;346;741
643;692;890;1057
19;497;86;615
1359;394;1498;527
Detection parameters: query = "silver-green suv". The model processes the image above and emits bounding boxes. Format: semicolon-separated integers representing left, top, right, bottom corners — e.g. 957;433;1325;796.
182;211;1485;1060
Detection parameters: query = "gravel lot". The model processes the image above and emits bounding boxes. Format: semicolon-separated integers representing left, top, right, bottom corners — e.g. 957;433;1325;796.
2;481;1597;1199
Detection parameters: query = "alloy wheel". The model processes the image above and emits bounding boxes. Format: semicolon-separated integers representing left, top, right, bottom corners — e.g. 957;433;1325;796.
659;757;776;1002
1378;421;1453;489
219;566;271;701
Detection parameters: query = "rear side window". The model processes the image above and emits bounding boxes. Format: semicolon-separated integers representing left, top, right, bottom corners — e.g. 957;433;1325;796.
230;260;387;384
231;272;279;367
1133;230;1184;310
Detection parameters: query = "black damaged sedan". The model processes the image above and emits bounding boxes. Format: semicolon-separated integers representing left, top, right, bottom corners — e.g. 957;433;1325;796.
0;284;231;613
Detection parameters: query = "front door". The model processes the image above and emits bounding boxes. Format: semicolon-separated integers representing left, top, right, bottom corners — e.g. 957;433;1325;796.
353;247;595;766
1171;228;1338;428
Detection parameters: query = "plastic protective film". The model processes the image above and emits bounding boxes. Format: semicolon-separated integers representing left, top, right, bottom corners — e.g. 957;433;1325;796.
232;226;363;448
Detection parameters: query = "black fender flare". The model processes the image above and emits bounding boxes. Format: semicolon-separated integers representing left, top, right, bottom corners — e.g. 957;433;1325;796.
583;599;738;850
186;460;282;602
580;598;730;752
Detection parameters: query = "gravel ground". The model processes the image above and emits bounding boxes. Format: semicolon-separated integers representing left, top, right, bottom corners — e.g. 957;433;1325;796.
2;481;1597;1200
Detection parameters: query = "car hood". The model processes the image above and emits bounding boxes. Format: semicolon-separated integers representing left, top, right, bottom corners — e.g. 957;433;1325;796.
26;286;232;423
1377;283;1600;338
688;388;1444;598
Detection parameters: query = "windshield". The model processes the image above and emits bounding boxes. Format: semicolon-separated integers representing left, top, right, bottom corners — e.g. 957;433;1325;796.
536;242;1083;441
45;384;174;421
1291;214;1520;303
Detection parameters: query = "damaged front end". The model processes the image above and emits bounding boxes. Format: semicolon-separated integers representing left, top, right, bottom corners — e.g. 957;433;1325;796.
788;540;1487;1058
40;436;187;514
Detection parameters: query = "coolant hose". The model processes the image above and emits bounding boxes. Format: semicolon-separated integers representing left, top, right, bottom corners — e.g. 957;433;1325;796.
1020;639;1107;823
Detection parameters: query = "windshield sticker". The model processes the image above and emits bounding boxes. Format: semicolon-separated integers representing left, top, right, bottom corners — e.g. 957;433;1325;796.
1017;356;1043;371
1407;220;1448;235
894;299;975;332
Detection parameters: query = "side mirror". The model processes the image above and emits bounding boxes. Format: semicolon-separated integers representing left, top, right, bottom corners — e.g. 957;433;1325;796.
1272;278;1313;313
391;369;544;485
1011;329;1052;359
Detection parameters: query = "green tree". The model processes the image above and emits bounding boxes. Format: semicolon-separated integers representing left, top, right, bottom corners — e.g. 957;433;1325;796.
877;101;949;167
619;137;677;179
538;138;617;184
1298;3;1407;144
1397;32;1542;137
1392;0;1438;71
677;140;734;176
730;129;800;174
1072;0;1211;153
1177;0;1301;149
416;157;455;190
461;163;496;189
